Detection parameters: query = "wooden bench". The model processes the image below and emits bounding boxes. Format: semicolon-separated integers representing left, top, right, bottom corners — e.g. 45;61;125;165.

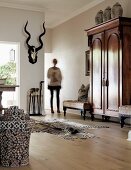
63;100;94;120
119;105;131;128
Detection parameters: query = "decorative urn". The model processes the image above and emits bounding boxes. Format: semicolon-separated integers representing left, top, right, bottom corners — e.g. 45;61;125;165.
95;10;103;25
111;2;123;18
103;6;111;22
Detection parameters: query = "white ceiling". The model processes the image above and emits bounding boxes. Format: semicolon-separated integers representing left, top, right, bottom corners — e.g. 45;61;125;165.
0;0;104;28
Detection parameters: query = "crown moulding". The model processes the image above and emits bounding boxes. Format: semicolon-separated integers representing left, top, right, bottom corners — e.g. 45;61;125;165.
0;1;45;12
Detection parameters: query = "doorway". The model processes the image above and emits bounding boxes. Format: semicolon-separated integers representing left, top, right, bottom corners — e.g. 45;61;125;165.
0;42;20;108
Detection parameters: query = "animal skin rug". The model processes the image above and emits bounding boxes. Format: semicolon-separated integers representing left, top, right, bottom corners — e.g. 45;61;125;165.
31;118;109;140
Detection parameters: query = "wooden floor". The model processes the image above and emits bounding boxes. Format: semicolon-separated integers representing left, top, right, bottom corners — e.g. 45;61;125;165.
0;111;131;170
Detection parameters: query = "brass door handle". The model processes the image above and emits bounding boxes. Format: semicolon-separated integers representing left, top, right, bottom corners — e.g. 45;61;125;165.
106;80;109;86
102;79;109;86
102;79;106;86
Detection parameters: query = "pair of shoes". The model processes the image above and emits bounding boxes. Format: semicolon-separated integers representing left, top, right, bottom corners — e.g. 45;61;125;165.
57;110;60;113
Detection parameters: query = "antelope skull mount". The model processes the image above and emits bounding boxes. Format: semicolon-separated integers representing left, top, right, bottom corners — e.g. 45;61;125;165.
24;21;46;64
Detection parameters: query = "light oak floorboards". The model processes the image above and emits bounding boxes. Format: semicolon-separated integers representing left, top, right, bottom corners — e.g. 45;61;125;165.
0;111;131;170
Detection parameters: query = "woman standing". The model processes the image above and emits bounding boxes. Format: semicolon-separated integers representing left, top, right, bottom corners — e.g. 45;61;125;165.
47;58;62;113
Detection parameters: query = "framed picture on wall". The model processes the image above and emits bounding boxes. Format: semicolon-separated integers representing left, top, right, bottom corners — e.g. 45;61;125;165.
85;50;90;76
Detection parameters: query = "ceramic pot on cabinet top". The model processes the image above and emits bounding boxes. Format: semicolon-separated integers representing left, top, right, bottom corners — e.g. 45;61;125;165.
103;6;111;22
111;2;123;18
95;10;103;25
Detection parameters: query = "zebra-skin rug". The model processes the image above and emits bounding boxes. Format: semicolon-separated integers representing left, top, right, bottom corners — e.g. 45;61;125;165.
31;118;109;140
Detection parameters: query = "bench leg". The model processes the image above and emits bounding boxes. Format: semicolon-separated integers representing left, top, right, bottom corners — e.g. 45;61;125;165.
120;116;127;128
90;108;94;121
90;113;94;121
81;110;83;117
83;108;94;121
83;109;86;120
63;107;67;117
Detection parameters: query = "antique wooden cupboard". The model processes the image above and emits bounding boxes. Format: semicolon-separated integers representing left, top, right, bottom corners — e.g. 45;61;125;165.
86;17;131;118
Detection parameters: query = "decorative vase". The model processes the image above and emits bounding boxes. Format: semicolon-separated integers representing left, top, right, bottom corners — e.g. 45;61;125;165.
103;6;111;22
111;2;123;18
95;10;103;25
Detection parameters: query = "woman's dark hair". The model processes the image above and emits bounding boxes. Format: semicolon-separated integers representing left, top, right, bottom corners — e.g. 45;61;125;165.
53;58;57;65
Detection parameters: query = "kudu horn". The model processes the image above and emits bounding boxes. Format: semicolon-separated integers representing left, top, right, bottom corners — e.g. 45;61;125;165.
24;21;46;64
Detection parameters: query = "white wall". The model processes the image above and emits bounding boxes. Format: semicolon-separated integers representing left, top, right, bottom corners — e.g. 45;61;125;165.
44;0;130;111
0;7;45;111
45;28;52;53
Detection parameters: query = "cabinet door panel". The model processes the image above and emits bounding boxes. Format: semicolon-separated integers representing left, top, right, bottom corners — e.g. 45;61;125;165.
123;27;131;105
91;33;104;114
105;29;120;116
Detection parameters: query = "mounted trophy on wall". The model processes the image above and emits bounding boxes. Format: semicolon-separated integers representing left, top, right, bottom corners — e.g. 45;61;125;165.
24;21;46;64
